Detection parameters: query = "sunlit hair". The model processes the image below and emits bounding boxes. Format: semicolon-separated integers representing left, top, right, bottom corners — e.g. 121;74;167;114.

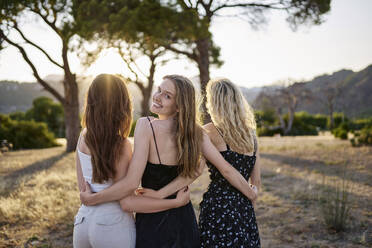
163;75;203;178
81;74;132;183
206;78;257;154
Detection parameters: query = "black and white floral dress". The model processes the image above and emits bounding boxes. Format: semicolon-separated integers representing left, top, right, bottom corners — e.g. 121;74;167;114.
199;134;260;248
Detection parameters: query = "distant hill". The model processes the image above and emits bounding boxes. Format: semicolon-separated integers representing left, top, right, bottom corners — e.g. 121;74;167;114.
251;64;372;118
0;75;143;119
1;64;372;118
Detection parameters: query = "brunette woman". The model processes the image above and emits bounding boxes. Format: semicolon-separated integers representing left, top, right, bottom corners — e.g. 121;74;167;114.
74;74;188;248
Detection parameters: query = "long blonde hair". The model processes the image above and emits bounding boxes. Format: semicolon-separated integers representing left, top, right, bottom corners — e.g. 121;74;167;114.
82;74;132;183
206;78;256;154
163;75;203;178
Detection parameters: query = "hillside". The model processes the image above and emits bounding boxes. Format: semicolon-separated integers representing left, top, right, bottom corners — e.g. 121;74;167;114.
253;64;372;118
0;75;143;118
1;64;372;118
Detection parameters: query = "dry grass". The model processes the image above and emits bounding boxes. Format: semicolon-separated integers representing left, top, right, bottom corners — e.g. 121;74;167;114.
0;134;371;247
0;147;79;247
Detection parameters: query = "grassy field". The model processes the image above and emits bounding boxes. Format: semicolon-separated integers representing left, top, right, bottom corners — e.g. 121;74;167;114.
0;134;371;247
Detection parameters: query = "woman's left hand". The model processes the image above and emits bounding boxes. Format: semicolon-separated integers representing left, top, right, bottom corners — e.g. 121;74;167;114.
250;184;258;208
80;181;95;205
136;187;162;199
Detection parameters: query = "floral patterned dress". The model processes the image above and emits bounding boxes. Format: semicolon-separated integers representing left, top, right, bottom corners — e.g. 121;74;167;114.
199;134;260;248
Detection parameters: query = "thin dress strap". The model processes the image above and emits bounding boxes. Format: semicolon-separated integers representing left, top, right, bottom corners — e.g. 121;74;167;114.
147;116;162;164
214;125;230;150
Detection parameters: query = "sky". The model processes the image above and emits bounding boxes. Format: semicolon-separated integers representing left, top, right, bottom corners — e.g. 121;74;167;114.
0;0;371;88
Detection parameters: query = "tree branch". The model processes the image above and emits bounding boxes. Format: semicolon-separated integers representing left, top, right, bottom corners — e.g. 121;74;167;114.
0;30;65;104
163;44;197;61
12;23;63;69
212;2;285;14
29;8;62;38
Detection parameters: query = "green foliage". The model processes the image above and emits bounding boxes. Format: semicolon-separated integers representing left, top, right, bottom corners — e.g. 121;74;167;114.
332;122;349;140
255;110;277;128
9;111;27;121
25;97;65;138
351;126;372;146
284;113;318;136
296;112;328;130
329;112;348;129
257;127;283;137
0;114;58;149
349;118;372;131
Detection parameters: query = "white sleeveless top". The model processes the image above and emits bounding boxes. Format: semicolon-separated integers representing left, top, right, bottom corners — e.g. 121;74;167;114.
77;146;113;193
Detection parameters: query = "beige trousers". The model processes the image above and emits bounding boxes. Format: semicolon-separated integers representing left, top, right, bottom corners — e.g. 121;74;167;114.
73;202;136;248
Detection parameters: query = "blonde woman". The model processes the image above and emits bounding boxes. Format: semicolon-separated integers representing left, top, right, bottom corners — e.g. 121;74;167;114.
199;78;261;247
80;75;257;247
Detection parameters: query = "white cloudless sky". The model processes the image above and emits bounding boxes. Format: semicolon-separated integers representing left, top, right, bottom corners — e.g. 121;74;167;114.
0;0;371;88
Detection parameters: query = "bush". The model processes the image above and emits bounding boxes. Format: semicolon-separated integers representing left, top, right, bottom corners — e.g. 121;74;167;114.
26;97;65;138
255;110;277;128
329;112;349;129
350;126;372;146
9;111;27;121
296;112;328;130
284;113;318;136
349;118;372;131
257;127;283;137
332;122;349;140
0;114;58;149
318;170;352;232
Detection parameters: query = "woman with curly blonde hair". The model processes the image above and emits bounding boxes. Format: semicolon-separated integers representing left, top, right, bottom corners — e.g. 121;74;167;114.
199;78;261;247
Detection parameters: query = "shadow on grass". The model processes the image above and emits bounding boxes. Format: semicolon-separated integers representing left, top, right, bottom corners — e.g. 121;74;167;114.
0;151;68;197
260;153;371;186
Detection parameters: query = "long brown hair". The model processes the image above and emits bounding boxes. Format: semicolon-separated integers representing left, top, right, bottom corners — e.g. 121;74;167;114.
163;75;203;178
82;74;132;183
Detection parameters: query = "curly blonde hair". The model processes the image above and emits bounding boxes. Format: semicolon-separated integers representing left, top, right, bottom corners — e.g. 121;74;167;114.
206;78;256;154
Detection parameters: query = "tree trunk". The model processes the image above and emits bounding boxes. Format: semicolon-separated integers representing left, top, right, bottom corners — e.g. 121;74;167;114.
276;107;286;134
63;74;80;152
329;102;334;129
141;90;152;116
196;38;211;124
140;56;156;116
285;107;295;135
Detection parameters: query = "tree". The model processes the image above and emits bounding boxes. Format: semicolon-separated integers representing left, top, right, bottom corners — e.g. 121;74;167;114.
73;0;181;116
255;80;311;135
1;0;80;151
318;83;343;129
161;0;331;122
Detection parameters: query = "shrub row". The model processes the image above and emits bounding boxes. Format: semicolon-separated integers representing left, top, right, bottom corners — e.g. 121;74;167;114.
0;114;59;149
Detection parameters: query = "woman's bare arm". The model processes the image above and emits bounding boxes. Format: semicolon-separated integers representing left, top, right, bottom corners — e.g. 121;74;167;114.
202;132;257;201
140;158;205;199
80;117;151;205
75;151;86;193
120;187;190;213
250;149;261;192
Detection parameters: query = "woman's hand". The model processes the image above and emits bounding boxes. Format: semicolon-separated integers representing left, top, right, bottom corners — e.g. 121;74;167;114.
250;184;258;207
80;181;95;206
136;187;162;199
175;186;190;207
